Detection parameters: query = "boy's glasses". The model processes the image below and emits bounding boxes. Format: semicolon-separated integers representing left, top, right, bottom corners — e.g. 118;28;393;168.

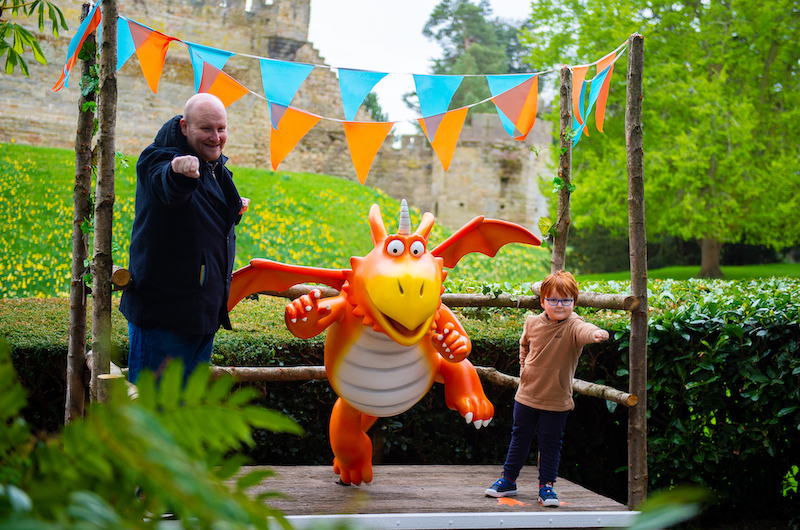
545;298;574;307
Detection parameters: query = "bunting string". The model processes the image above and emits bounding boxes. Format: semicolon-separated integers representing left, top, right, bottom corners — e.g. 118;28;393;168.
52;9;629;183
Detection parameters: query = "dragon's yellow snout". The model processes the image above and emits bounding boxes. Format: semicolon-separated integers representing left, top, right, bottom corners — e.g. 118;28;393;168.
367;275;440;333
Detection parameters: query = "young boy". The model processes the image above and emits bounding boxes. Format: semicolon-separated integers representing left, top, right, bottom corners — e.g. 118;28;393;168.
485;270;609;506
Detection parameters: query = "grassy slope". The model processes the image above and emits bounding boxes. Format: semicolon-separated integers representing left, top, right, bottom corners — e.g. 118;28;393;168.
0;143;549;298
2;142;797;300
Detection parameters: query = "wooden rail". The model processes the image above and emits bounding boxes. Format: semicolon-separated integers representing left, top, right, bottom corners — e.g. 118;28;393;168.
209;365;638;408
252;283;639;312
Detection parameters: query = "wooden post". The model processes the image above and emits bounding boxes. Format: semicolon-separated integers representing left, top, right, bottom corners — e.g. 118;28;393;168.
625;33;647;509
66;3;96;423
97;373;125;404
90;0;118;402
552;66;572;273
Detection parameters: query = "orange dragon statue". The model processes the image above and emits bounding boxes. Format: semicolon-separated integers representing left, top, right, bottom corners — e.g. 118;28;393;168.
227;200;541;485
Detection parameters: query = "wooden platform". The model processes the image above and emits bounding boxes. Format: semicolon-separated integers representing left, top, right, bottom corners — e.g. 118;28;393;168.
246;465;638;529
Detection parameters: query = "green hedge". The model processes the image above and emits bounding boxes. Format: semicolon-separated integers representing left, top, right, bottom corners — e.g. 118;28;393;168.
1;278;798;523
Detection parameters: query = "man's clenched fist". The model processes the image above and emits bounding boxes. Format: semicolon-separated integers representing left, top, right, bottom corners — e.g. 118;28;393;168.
171;155;200;179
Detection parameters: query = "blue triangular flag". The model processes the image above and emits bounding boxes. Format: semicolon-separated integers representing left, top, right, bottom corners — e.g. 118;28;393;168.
486;74;534;98
259;58;315;128
413;74;463;141
338;68;388;122
116;17;136;72
186;42;235;93
496;108;521;138
572;66;611;147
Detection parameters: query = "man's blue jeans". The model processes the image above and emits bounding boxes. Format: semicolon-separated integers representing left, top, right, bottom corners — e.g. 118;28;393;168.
503;400;570;485
127;323;214;384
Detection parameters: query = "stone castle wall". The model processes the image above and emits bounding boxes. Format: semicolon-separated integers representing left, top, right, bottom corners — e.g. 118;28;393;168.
0;0;553;233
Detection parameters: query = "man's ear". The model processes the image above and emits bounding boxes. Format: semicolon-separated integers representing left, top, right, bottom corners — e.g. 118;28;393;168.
179;118;188;136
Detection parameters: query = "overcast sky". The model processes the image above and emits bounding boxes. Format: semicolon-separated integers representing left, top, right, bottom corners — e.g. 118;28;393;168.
307;1;532;135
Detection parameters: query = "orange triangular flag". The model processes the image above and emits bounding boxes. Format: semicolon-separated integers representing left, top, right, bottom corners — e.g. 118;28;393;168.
198;63;249;108
490;75;538;141
418;107;468;171
571;65;589;127
343;121;395;184
270;107;321;170
129;23;175;93
594;52;616;133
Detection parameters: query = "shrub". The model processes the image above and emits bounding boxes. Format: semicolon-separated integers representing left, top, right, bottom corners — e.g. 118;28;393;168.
0;338;302;528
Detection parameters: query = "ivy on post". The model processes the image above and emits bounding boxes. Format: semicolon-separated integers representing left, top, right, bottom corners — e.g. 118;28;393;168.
66;2;97;423
551;66;573;273
90;0;118;403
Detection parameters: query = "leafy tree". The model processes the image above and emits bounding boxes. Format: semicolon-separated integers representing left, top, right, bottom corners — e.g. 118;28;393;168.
361;91;388;122
0;0;67;75
406;0;529;117
0;337;303;528
521;0;800;278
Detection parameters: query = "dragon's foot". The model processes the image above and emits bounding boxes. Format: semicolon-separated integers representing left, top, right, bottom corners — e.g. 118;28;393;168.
333;457;373;486
453;395;494;429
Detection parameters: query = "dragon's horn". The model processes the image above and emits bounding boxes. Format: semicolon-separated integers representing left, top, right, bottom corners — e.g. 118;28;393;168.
398;199;411;235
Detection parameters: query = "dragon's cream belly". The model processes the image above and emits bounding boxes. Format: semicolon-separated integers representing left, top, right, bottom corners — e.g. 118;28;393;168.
331;327;436;417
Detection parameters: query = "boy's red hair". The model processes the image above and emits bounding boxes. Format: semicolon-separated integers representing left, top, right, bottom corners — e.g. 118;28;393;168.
539;270;579;300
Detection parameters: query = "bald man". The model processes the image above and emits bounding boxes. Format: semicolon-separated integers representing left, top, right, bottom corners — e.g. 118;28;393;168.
120;93;250;384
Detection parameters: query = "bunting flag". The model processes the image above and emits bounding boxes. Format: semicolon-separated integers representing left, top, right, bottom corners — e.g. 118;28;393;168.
489;75;538;141
338;68;388;122
197;63;249;108
259;58;315;128
52;1;101;91
343;121;395;184
418;107;468;171
413;74;464;141
116;17;177;93
593;52;616;133
572;65;612;147
53;10;628;167
571;65;589;131
577;75;590;138
270;107;321;170
186;42;235;93
117;16;135;71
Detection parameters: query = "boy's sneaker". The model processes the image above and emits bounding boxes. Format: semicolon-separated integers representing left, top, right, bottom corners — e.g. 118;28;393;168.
485;476;518;497
538;482;559;507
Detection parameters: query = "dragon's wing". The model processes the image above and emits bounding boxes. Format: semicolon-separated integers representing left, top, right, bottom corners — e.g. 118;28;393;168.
228;259;348;311
431;216;541;269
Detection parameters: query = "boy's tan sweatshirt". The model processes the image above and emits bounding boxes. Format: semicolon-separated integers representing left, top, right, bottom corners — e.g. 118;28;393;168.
516;312;601;412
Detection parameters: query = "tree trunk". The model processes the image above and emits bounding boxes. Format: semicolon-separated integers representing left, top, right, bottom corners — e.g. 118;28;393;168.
552;66;572;273
66;3;95;423
698;238;724;278
625;33;648;510
90;0;118;402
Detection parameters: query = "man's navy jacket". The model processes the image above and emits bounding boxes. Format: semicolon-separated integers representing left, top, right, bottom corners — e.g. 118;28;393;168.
120;116;243;334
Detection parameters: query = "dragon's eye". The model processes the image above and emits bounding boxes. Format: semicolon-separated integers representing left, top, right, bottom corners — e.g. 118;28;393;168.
409;241;425;257
387;240;405;256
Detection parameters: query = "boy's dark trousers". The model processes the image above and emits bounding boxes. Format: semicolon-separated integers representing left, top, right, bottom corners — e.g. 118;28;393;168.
502;400;570;484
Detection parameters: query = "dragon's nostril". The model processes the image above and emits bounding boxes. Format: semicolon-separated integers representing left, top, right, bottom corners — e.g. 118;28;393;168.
419;282;424;297
397;279;404;295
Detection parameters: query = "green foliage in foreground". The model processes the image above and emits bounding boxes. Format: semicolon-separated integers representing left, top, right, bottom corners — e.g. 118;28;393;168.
0;338;302;529
0;142;549;298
